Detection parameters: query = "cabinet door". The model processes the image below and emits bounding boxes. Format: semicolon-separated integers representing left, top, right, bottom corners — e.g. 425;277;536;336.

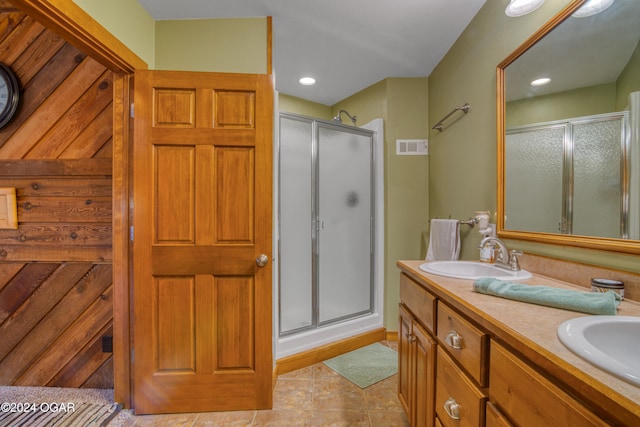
413;320;436;427
486;402;513;427
398;304;413;418
490;341;608;427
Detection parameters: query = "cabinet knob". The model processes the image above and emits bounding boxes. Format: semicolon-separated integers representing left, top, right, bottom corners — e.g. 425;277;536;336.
406;333;416;343
444;397;461;420
444;397;460;420
445;330;463;349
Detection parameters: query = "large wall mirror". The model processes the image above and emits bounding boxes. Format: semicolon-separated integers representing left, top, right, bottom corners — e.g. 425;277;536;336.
497;0;640;254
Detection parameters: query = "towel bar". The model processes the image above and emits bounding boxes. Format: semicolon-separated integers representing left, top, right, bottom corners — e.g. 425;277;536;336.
458;218;478;227
431;217;477;227
432;103;470;131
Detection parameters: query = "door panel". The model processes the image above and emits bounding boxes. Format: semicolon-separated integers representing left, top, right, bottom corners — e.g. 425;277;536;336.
132;70;273;414
216;147;254;242
156;276;195;372
155;145;195;242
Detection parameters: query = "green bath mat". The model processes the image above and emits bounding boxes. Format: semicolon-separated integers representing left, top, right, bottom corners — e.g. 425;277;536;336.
323;343;398;388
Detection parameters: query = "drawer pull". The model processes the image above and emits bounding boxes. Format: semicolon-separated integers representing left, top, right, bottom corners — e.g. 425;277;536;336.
445;330;463;349
444;397;461;420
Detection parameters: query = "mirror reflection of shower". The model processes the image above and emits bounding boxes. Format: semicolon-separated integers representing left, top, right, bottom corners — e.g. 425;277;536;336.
332;109;357;125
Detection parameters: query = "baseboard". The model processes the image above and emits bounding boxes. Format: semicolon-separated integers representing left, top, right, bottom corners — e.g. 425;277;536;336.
274;327;386;376
385;330;398;341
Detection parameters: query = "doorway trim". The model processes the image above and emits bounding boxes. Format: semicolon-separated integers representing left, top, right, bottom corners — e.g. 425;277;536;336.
11;0;146;408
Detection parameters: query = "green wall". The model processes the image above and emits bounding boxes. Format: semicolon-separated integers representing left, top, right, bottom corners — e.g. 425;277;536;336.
617;39;640;111
73;1;268;74
428;0;640;272
331;78;430;331
506;82;616;127
155;18;268;73
73;0;155;67
279;94;331;120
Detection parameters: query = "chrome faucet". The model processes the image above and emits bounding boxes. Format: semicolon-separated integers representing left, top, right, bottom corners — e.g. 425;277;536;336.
478;236;523;271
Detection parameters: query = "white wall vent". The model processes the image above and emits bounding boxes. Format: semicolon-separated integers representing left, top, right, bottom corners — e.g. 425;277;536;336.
396;139;428;156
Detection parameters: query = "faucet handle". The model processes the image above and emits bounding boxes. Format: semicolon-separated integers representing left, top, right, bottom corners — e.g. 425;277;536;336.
508;250;523;271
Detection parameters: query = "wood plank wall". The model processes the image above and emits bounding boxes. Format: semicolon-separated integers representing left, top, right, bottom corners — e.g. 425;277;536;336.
0;0;114;388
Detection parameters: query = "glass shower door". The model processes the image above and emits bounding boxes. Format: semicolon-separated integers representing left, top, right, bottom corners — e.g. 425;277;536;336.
505;125;565;233
506;112;629;238
279;115;313;334
572;117;625;238
317;124;373;324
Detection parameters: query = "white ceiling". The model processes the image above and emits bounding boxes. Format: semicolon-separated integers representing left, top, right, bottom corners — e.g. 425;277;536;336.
136;0;487;106
506;0;640;102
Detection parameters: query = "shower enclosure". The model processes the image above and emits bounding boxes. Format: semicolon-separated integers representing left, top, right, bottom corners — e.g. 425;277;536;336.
276;113;383;358
505;111;630;238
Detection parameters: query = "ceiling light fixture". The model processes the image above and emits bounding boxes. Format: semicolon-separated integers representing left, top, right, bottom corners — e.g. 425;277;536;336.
505;0;545;17
298;77;316;86
530;77;551;86
572;0;614;18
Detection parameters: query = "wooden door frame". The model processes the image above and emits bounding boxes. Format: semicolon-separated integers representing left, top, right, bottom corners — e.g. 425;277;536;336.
10;0;273;409
10;0;145;408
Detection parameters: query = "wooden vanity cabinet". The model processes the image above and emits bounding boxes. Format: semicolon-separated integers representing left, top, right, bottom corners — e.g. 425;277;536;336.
489;341;609;427
485;402;513;427
436;301;489;386
435;346;487;427
398;262;639;427
399;305;437;427
399;274;437;427
435;300;488;427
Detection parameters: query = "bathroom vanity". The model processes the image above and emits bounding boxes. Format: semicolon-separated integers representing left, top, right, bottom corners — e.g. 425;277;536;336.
397;260;640;427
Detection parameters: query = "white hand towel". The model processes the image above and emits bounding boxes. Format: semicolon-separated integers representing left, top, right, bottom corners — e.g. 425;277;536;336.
426;219;460;261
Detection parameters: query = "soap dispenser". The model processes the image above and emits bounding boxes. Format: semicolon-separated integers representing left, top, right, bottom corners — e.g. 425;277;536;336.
479;222;497;263
479;240;495;263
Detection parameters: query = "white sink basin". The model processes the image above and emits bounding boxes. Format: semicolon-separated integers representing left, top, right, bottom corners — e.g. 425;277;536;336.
419;261;532;281
557;316;640;386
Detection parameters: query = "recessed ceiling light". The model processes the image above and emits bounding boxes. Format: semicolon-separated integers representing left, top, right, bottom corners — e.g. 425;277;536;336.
572;0;614;18
298;77;316;86
530;77;551;86
505;0;545;17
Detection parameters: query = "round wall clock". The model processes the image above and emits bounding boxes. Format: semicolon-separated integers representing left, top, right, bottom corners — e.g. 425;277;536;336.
0;63;20;128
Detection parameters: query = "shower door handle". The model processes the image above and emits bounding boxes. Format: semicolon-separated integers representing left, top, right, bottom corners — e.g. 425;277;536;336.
256;254;269;267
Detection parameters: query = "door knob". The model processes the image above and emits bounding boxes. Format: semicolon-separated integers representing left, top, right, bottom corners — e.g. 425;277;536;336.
256;254;269;267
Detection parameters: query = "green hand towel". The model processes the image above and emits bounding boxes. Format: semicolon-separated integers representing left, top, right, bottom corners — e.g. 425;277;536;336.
473;277;621;315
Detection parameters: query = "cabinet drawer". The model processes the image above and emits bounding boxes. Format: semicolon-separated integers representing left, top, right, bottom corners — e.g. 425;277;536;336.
400;273;436;333
486;401;513;427
435;347;486;427
490;341;609;427
436;301;489;386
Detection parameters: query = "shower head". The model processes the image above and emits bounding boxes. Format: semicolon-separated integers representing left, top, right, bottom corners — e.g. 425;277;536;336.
332;110;357;125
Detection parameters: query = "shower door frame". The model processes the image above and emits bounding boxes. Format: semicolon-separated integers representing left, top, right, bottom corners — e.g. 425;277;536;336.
277;113;378;338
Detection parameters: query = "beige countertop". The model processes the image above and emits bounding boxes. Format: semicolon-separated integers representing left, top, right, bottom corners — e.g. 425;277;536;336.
397;260;640;425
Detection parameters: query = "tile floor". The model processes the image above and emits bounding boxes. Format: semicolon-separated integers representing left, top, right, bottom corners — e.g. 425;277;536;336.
119;341;409;427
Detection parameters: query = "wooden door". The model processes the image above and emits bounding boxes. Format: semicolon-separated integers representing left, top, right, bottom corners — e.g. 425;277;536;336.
131;70;273;414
